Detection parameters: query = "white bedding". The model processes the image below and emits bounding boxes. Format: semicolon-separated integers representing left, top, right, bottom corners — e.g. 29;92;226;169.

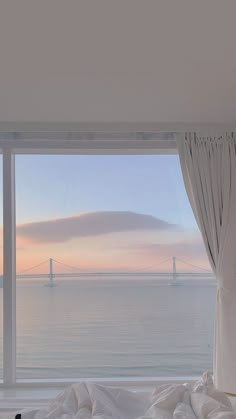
8;373;236;419
0;413;19;419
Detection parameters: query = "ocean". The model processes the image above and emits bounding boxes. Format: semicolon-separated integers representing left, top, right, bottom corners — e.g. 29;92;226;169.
0;279;216;379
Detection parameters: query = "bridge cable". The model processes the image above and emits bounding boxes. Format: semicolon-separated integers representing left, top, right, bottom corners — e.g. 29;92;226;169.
17;259;49;274
176;257;212;272
52;258;84;272
129;257;173;273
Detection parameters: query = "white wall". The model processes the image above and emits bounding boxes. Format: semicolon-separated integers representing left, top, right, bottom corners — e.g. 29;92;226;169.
0;0;236;123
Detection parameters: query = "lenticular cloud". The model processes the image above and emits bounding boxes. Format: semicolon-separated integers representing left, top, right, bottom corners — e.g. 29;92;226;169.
16;210;176;243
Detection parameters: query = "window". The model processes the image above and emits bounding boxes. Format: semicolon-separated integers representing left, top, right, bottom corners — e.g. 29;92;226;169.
15;154;214;379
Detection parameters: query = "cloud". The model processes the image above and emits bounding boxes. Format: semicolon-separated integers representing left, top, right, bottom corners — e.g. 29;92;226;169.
16;211;176;243
110;233;206;257
106;236;211;271
128;237;206;257
110;236;208;260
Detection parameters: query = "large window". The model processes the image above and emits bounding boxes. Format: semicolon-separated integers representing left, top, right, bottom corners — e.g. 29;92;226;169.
15;154;214;379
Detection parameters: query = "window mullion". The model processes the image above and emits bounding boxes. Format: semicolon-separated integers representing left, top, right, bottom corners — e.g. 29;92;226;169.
3;149;16;385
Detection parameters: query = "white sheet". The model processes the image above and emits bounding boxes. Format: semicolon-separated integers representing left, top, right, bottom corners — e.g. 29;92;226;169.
15;373;236;419
0;413;19;419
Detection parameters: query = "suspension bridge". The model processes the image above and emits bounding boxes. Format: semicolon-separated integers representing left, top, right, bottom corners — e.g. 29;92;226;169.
16;257;215;287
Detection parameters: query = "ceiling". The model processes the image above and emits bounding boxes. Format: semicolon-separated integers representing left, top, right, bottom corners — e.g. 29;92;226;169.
0;1;236;125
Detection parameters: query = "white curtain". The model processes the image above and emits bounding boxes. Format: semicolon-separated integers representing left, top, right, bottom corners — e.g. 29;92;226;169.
177;132;236;393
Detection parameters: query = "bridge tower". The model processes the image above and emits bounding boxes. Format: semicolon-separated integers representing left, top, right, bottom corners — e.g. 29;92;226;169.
46;258;56;287
171;256;179;286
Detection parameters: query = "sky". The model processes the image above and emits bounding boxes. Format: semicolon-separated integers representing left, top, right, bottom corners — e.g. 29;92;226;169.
0;154;211;274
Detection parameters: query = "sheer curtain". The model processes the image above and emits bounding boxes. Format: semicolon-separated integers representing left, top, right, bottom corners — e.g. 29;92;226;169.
177;133;236;393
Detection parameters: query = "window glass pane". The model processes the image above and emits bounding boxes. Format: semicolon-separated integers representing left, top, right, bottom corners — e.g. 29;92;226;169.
16;155;215;379
0;155;3;379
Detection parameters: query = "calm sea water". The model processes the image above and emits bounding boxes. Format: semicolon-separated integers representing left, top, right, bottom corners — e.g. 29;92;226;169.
0;279;216;379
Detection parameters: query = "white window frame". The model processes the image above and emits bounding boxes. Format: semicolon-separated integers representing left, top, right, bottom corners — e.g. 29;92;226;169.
0;122;219;388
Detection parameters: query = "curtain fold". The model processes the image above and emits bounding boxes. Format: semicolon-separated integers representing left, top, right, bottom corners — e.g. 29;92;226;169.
177;132;236;393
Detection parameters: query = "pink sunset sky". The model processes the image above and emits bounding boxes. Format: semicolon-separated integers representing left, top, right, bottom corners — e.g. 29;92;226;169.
0;155;211;275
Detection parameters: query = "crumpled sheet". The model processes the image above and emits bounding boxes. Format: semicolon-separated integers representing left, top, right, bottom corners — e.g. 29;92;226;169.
18;372;236;419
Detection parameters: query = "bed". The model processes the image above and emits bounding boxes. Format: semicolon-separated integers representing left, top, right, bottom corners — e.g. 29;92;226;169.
1;373;236;419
